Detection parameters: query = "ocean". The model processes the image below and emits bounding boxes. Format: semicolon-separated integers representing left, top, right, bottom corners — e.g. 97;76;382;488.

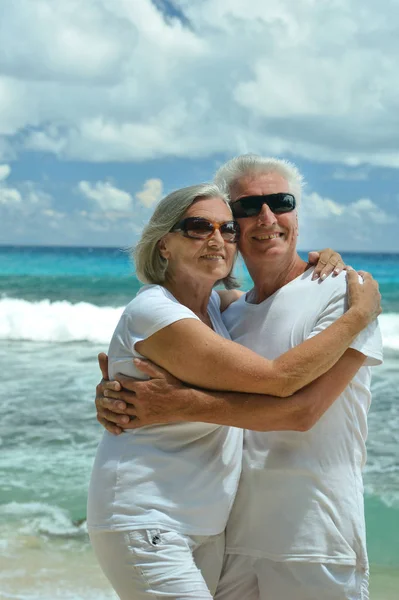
1;245;398;599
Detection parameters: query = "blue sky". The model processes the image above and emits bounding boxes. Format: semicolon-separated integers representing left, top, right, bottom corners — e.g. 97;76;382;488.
1;0;399;252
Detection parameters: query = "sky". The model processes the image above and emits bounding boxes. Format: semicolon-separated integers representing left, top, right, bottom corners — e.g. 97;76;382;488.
1;0;399;252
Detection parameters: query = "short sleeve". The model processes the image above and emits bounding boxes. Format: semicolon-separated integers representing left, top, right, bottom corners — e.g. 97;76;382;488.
307;278;383;367
108;285;200;379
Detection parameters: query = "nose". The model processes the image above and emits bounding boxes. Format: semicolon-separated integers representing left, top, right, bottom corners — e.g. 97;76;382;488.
257;202;278;225
208;227;225;245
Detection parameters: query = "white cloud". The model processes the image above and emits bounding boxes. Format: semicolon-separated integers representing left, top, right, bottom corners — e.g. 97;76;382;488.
0;168;53;223
332;168;369;181
78;180;133;212
0;164;21;205
297;189;395;251
1;0;399;168
0;186;22;206
303;192;391;225
0;1;137;84
0;164;11;181
135;178;163;208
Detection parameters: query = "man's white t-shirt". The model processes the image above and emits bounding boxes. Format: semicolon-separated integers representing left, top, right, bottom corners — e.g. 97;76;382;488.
222;269;382;568
87;285;243;535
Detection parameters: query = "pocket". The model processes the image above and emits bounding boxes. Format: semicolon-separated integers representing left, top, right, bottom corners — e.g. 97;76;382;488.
126;530;196;586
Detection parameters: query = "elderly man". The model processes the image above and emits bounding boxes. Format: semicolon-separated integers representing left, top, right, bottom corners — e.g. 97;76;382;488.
96;155;382;600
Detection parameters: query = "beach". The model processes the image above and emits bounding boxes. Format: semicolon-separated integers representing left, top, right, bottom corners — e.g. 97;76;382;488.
1;245;398;599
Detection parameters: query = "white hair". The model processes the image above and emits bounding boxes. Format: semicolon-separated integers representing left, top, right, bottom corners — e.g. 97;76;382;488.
133;183;239;289
214;154;304;205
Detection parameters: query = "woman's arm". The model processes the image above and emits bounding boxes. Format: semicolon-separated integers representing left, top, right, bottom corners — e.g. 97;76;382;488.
136;270;380;398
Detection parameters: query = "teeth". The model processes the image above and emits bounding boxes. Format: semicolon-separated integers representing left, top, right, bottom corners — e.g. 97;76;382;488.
202;254;224;259
254;233;281;240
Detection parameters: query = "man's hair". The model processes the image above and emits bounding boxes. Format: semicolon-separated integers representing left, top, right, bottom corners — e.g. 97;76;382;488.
133;183;239;289
214;154;304;205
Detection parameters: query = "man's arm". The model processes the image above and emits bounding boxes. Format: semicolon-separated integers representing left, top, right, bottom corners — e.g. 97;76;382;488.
98;349;366;433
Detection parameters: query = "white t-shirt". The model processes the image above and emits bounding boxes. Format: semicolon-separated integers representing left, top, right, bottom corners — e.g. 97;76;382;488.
87;285;243;535
222;269;383;567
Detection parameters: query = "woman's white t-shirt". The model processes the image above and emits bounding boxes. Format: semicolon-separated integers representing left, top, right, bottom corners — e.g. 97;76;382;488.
87;285;243;535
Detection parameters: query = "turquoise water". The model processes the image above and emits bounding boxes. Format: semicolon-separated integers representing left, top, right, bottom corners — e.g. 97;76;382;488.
1;245;398;599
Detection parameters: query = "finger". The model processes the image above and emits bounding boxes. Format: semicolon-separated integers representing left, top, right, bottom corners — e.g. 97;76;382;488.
319;259;341;281
132;358;169;379
100;393;139;417
307;251;320;265
97;415;123;436
98;353;110;380
332;260;345;276
312;260;327;280
316;253;343;281
97;395;128;413
357;270;373;281
103;387;137;406
101;407;133;425
95;379;121;402
345;266;358;284
103;380;122;392
123;417;145;430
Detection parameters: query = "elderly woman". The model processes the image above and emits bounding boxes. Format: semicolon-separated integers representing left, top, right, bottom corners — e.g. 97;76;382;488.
87;183;380;600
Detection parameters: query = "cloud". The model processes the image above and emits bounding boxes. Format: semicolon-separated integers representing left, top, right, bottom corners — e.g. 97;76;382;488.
297;189;395;251
0;186;22;206
332;168;369;181
0;0;137;84
135;178;163;208
78;180;133;212
0;164;21;205
0;0;398;167
303;192;391;225
0;164;11;181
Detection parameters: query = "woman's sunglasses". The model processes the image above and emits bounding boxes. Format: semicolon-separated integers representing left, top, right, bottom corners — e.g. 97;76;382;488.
231;193;296;218
170;217;240;243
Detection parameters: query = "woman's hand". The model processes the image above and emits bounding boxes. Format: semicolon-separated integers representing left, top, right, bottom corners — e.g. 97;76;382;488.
308;249;345;280
346;268;382;326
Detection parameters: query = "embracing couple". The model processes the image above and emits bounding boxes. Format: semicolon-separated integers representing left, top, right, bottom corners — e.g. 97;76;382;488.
87;154;382;600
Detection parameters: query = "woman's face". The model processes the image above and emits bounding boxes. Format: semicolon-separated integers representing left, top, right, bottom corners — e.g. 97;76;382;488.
159;196;237;286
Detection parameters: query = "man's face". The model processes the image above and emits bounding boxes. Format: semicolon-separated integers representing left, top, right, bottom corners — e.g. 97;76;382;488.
229;172;298;264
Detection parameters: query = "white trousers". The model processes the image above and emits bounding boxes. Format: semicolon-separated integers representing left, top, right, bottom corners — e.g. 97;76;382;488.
89;528;225;599
215;554;369;600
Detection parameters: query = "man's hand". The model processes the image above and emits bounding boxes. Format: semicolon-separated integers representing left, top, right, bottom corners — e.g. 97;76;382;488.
111;359;190;429
95;352;132;435
95;354;189;434
308;249;345;281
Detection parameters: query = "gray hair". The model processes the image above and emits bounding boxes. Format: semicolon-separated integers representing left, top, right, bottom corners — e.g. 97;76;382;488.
133;183;240;289
214;154;304;205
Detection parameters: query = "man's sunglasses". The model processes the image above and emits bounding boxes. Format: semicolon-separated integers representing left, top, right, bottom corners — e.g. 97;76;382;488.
170;217;240;243
231;193;296;219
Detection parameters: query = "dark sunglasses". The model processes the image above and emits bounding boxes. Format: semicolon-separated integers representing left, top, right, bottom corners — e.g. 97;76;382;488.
231;193;296;218
170;217;240;243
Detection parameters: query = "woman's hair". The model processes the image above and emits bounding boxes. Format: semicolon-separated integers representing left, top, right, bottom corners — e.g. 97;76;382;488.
214;154;304;205
133;183;240;289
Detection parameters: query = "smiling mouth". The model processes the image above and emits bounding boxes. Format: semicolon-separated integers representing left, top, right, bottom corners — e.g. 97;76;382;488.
252;232;283;241
200;254;225;260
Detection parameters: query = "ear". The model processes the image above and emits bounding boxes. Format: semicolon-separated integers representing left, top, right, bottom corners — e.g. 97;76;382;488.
158;236;170;260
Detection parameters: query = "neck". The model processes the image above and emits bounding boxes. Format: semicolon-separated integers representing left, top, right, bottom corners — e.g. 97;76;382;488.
246;253;308;303
163;274;214;322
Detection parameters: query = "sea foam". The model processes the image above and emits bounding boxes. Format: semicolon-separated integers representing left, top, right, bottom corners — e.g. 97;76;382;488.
0;298;398;349
0;298;123;344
